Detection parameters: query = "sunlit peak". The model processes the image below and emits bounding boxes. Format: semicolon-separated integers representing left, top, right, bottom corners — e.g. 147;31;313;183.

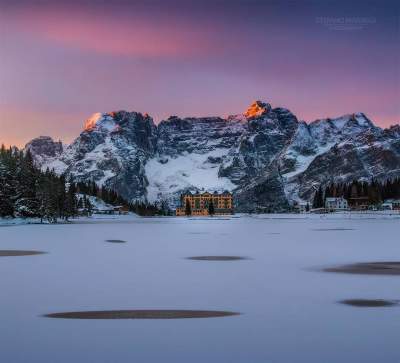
84;112;104;131
244;101;272;118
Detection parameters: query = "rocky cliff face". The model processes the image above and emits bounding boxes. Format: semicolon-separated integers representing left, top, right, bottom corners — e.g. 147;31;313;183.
26;101;400;211
36;111;157;201
25;136;63;166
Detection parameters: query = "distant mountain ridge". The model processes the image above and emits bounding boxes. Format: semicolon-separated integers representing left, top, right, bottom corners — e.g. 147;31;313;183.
25;101;400;211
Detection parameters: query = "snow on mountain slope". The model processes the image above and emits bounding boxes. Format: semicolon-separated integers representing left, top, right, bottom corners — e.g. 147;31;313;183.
35;111;157;201
25;101;400;211
145;149;236;203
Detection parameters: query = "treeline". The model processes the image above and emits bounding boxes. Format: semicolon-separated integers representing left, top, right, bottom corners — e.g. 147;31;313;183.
0;145;170;221
130;201;171;216
76;181;127;206
312;178;400;208
75;180;172;216
0;146;78;222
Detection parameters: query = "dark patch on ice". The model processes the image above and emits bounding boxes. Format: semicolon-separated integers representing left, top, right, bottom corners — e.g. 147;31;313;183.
312;228;354;231
267;232;281;235
0;250;46;257
339;299;399;307
188;218;232;221
105;239;127;243
324;262;400;275
187;232;210;235
257;217;307;220
44;310;240;319
187;256;249;261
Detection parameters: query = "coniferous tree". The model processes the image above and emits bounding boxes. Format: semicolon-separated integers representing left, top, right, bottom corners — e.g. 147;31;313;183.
312;186;324;208
77;197;83;209
316;178;400;209
86;198;93;216
64;181;78;220
14;150;39;216
0;146;133;220
0;163;14;217
208;200;215;216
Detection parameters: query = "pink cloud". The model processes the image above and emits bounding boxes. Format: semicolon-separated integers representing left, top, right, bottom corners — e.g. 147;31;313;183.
1;6;222;58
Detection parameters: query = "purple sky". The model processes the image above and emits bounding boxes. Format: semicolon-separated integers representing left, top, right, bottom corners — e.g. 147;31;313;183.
0;0;399;147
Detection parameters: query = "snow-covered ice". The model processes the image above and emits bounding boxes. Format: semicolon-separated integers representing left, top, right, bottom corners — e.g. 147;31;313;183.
0;214;399;363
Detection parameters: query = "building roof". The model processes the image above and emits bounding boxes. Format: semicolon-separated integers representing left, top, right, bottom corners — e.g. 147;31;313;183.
181;191;232;197
325;197;346;202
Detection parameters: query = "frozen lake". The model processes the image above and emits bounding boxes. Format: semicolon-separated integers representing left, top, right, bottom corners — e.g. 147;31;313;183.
1;214;400;363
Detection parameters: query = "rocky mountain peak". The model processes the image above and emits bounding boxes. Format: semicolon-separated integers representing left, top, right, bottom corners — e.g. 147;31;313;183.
25;136;63;156
25;136;63;166
387;124;400;137
244;100;272;118
82;111;156;137
83;112;118;132
84;112;104;131
24;103;400;212
350;112;374;128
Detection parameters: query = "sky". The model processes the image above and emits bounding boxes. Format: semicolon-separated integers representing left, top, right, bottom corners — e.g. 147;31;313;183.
0;0;399;147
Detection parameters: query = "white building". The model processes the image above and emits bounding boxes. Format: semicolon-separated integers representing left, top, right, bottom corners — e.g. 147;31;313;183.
296;202;310;213
325;197;348;211
382;199;400;210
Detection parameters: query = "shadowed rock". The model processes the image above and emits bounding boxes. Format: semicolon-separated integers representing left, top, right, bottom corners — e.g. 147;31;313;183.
44;310;240;319
105;239;127;243
187;256;248;261
340;299;399;307
324;262;400;275
0;250;46;257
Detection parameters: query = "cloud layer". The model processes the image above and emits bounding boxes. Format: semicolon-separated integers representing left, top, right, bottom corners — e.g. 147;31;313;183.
0;0;399;146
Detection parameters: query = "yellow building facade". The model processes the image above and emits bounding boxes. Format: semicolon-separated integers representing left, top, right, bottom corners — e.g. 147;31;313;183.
176;191;233;216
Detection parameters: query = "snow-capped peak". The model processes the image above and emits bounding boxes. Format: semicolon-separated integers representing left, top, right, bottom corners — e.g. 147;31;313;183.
244;100;272;118
352;112;373;127
84;112;104;130
83;112;117;132
24;102;399;212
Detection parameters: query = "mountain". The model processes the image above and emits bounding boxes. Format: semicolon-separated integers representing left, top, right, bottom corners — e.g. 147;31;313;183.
26;101;400;211
25;136;63;166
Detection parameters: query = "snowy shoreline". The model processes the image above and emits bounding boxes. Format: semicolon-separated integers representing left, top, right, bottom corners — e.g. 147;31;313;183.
1;211;399;227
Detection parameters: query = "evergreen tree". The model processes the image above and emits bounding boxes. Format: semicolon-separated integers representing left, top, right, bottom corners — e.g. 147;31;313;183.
0;146;127;221
64;181;78;220
77;197;83;209
86;198;93;216
14;150;39;216
208;200;215;216
312;186;324;208
0;157;14;217
318;177;400;208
